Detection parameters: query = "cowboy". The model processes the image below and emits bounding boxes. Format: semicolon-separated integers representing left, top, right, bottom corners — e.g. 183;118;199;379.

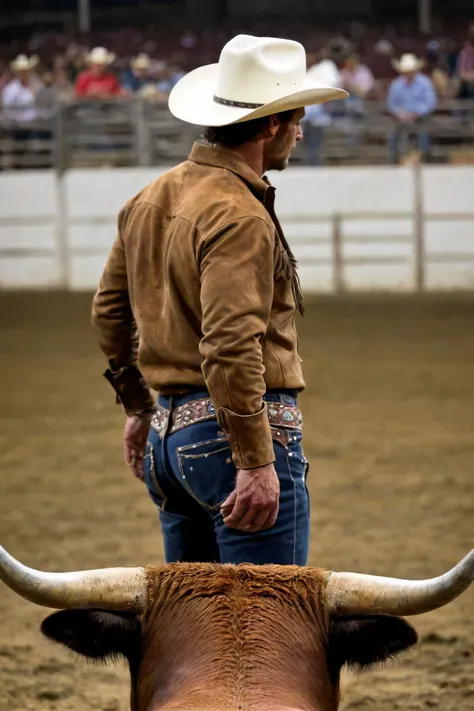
91;35;347;566
2;55;42;124
387;53;437;164
75;46;121;99
121;53;154;95
2;55;46;169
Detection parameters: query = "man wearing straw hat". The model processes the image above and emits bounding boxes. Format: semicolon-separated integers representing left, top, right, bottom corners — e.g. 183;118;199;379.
387;52;437;164
2;55;42;123
92;35;347;566
75;46;121;98
121;54;154;95
2;55;45;168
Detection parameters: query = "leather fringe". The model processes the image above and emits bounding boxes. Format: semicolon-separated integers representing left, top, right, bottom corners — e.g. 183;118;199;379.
271;209;305;317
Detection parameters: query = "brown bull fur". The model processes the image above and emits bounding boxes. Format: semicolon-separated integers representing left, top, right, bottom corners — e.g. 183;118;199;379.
138;563;334;711
40;562;417;711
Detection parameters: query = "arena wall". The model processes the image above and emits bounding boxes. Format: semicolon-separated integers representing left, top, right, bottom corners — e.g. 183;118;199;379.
1;165;473;292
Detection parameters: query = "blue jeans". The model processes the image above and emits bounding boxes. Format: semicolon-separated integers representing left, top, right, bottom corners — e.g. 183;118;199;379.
388;120;431;164
143;389;310;566
303;123;325;166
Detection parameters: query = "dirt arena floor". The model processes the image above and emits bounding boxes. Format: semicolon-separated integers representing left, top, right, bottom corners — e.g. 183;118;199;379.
0;292;473;711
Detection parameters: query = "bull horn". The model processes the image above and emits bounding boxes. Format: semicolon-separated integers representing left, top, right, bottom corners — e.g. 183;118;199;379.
325;548;474;616
0;546;147;612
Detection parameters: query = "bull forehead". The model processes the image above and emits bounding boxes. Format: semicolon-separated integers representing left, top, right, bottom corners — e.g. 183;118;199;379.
144;562;329;599
131;564;337;711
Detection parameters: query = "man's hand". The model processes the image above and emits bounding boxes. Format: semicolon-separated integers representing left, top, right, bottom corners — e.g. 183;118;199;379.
396;110;414;122
220;463;280;533
123;414;152;482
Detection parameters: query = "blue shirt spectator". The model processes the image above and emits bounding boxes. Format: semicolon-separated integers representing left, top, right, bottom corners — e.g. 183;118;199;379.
121;68;148;93
386;54;437;164
121;54;153;94
387;72;437;118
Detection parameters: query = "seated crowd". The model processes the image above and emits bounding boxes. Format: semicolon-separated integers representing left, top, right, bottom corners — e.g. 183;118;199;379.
1;20;473;166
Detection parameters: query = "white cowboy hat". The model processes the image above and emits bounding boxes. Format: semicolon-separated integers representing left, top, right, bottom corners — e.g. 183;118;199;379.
168;34;348;127
392;53;425;73
130;53;151;70
86;46;116;65
10;54;39;71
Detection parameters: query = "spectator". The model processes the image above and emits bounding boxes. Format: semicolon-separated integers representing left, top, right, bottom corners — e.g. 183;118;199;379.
307;47;341;87
303;53;341;165
156;64;186;94
121;53;154;94
340;53;374;99
374;38;394;57
2;54;43;123
339;53;375;145
1;55;45;169
457;22;474;100
387;53;437;164
75;47;121;99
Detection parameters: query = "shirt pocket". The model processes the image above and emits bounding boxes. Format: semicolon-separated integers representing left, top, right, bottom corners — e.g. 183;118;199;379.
177;437;236;512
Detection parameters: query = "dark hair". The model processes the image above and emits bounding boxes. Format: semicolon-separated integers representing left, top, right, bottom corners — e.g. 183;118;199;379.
203;109;297;149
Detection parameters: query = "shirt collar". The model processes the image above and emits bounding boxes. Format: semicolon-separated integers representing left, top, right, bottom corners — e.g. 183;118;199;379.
188;141;274;205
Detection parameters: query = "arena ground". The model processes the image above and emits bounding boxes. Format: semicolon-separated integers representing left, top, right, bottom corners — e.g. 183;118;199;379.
0;291;473;711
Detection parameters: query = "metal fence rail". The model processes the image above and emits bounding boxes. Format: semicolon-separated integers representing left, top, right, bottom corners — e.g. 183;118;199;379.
1;98;474;171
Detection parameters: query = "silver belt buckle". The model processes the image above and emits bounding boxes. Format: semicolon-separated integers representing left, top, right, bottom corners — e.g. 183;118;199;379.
151;406;170;439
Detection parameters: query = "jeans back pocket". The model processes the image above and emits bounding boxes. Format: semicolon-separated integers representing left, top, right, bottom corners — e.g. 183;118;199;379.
177;437;235;512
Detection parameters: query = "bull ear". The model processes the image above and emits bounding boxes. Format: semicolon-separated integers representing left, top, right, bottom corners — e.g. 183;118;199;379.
41;609;140;664
327;615;418;678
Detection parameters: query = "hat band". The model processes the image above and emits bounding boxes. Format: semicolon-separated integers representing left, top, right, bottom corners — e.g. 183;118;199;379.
213;95;264;109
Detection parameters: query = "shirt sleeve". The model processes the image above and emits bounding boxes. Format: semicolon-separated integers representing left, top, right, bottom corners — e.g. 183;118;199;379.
91;206;153;413
417;77;437;116
198;215;276;470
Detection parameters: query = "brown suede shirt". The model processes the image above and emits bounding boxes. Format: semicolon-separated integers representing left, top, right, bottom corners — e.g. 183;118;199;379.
91;142;305;469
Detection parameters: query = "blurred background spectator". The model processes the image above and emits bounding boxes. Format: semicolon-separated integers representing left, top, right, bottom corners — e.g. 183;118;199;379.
2;55;43;123
75;46;121;98
387;53;437;164
457;21;474;100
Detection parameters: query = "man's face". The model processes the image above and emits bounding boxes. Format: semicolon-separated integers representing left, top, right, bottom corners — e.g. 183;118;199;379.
90;62;107;78
18;69;30;85
264;108;305;172
134;66;148;79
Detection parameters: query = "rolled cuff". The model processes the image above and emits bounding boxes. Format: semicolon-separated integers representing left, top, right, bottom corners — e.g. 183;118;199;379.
217;404;275;470
103;365;156;417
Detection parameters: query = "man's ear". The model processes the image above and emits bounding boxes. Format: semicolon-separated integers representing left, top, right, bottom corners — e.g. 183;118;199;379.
327;615;418;681
41;609;140;664
267;113;281;137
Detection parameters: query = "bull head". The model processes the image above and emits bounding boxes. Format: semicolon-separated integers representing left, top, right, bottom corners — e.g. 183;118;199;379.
1;546;473;709
1;545;473;617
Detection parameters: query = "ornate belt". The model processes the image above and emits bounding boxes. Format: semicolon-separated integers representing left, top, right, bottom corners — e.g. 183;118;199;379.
150;397;303;439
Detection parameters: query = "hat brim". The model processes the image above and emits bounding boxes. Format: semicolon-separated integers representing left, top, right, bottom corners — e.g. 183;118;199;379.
11;58;38;71
392;59;425;72
87;53;116;65
168;62;348;127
